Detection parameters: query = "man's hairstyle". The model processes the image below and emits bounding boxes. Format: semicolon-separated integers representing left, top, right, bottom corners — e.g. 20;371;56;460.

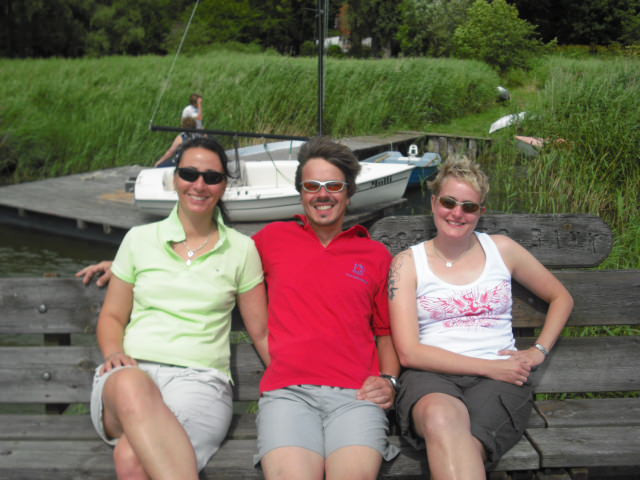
295;136;361;197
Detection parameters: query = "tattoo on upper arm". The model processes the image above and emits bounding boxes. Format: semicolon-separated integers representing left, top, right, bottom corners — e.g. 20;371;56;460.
388;250;410;300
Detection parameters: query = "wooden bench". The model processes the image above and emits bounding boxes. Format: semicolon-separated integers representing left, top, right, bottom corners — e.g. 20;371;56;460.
1;213;639;479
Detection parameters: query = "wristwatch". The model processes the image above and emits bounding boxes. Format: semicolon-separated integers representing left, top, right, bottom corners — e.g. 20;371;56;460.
534;343;549;356
380;374;399;391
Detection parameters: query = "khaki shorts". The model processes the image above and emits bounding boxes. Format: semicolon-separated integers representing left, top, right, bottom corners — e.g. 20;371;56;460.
254;384;399;465
395;369;533;468
90;361;233;471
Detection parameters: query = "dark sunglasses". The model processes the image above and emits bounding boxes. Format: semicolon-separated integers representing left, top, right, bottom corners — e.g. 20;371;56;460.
301;180;348;193
176;167;226;185
438;195;482;213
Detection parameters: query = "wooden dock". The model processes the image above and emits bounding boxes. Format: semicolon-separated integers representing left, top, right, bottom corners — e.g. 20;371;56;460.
0;133;425;244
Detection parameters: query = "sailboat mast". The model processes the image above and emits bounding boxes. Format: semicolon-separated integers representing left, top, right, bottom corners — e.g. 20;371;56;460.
317;0;327;136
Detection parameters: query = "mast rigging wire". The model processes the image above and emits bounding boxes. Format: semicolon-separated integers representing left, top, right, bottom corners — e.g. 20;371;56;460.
148;0;200;130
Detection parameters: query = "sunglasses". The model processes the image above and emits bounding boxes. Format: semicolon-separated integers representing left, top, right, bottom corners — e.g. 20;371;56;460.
301;180;348;193
438;195;482;213
176;167;226;185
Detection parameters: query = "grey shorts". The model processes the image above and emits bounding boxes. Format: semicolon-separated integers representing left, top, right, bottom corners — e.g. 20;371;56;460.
90;361;233;470
395;369;533;468
254;384;399;465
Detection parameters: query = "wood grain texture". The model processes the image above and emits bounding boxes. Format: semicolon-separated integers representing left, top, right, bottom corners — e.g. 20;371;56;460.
526;426;640;467
369;214;612;266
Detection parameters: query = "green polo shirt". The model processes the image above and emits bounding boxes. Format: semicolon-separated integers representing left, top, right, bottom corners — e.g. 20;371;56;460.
112;205;263;377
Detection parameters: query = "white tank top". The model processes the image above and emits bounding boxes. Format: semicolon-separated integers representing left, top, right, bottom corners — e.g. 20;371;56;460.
411;232;516;360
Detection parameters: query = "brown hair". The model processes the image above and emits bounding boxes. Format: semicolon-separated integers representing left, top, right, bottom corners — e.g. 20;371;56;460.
295;136;361;197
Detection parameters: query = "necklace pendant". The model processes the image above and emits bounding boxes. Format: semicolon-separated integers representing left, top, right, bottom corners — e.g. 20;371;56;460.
445;261;453;268
187;250;195;258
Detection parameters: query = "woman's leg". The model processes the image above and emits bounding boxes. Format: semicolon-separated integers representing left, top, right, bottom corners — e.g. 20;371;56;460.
412;392;486;480
102;367;199;480
113;434;149;480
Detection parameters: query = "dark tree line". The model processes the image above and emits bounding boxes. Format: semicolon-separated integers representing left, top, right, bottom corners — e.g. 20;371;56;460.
2;0;639;59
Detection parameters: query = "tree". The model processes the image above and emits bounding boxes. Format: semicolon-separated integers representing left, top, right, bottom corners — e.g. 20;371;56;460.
340;0;402;57
453;0;544;72
1;0;94;57
86;0;178;56
509;0;640;46
397;0;474;57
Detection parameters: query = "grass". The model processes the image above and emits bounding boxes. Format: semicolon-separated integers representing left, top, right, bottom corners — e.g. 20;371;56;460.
0;52;499;182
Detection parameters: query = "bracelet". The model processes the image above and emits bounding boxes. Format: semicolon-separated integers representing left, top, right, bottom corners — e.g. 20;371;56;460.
380;374;399;391
534;343;549;356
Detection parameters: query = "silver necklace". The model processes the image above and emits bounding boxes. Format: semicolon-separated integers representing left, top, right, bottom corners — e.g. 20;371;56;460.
431;241;473;268
182;233;211;266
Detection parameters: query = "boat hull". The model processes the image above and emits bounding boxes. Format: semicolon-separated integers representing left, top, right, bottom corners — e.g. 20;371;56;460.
363;151;441;187
134;161;414;222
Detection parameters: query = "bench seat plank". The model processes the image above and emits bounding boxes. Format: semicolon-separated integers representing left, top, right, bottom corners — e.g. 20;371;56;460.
0;436;539;480
0;413;258;441
382;436;540;475
526;426;640;467
524;336;640;394
535;398;640;428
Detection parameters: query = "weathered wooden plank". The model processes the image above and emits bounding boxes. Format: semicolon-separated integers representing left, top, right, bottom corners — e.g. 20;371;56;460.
0;439;264;480
0;413;257;441
380;436;539;476
522;336;640;393
369;214;612;267
0;346;100;403
526;426;640;468
534;398;640;428
3;271;638;335
511;270;640;328
0;344;263;403
0;278;104;335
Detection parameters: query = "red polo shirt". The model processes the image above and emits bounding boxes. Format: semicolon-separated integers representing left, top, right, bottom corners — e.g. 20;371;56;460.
253;216;392;393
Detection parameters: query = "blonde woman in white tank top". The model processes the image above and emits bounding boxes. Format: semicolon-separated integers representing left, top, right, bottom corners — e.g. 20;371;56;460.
388;157;574;479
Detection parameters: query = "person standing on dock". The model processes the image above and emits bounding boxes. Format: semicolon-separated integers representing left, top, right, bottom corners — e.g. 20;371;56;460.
87;137;269;480
78;136;400;479
182;93;203;129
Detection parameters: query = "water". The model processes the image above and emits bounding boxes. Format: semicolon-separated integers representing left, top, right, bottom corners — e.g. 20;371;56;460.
0;223;118;277
0;189;432;277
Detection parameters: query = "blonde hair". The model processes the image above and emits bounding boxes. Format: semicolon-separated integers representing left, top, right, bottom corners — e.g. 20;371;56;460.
427;155;490;204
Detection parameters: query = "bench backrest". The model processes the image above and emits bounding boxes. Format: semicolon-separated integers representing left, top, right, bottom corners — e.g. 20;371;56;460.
0;278;263;405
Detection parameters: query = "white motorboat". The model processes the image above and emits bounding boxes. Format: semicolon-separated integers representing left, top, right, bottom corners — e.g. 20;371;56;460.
134;160;414;222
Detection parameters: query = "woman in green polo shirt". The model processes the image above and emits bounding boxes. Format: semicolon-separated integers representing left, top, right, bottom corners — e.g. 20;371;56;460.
89;137;269;480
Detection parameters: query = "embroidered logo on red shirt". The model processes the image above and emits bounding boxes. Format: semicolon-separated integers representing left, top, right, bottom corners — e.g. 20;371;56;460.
346;263;368;284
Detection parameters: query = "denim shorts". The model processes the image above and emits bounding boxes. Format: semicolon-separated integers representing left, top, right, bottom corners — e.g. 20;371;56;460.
90;361;233;470
254;384;399;465
395;369;533;468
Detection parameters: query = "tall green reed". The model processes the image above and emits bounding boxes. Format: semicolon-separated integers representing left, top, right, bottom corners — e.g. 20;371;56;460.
0;52;498;182
485;56;640;271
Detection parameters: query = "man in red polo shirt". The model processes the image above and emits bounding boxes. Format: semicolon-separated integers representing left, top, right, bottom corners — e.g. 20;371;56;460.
252;137;399;479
